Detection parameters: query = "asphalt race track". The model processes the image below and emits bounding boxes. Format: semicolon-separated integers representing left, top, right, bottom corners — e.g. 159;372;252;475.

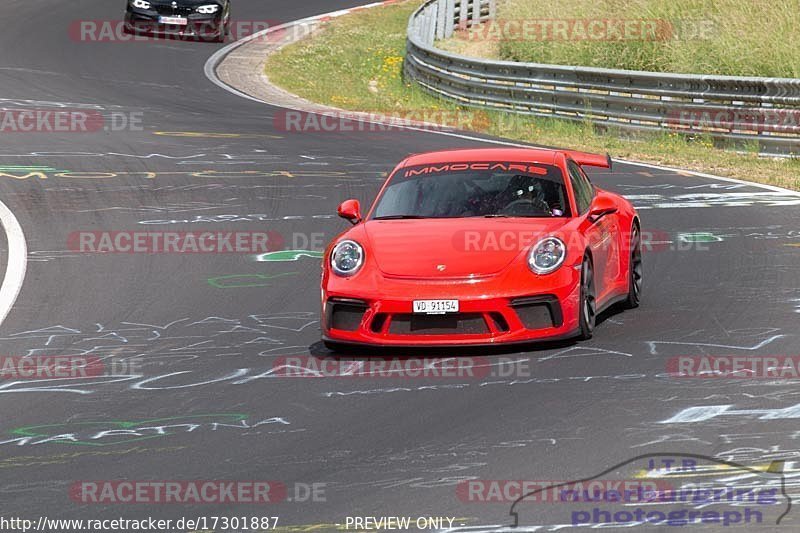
1;0;800;531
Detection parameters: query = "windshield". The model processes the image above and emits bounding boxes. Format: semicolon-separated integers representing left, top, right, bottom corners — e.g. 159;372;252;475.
371;161;570;219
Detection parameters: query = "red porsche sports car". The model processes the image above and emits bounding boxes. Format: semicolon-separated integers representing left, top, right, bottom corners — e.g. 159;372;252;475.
321;147;641;349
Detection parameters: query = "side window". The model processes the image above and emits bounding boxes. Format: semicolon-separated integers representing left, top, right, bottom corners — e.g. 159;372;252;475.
576;164;595;196
567;161;593;215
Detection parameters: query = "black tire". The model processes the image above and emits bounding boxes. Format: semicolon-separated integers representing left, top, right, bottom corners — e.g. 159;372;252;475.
578;255;596;340
624;224;643;309
220;14;231;41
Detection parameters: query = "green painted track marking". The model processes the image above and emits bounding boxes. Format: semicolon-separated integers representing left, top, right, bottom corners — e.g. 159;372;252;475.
678;232;724;243
252;250;324;262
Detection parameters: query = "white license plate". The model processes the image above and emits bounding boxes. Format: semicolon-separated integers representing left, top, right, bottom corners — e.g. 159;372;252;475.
159;16;188;25
413;299;459;315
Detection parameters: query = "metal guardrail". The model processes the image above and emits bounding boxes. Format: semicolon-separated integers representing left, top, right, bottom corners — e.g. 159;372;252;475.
404;0;800;155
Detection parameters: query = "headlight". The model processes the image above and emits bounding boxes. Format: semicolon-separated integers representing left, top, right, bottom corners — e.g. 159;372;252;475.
196;4;220;13
331;240;364;277
528;237;566;274
131;0;151;8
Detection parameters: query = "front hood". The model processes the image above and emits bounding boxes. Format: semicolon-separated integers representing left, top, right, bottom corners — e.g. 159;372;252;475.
363;218;568;278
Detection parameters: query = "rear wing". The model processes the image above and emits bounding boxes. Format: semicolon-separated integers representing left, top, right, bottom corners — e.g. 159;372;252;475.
564;150;613;170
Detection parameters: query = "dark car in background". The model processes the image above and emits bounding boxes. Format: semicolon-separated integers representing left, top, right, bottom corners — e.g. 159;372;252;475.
124;0;231;42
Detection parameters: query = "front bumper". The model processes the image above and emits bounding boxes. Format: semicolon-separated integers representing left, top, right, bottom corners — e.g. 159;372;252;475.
124;9;224;38
322;266;582;347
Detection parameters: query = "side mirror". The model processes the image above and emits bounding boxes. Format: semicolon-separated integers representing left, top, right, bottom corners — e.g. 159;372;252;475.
337;199;362;224
588;194;618;223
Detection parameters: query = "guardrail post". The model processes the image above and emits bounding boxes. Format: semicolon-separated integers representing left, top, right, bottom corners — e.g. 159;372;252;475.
420;6;432;41
444;0;456;38
424;7;435;45
471;0;481;26
488;0;497;20
458;0;467;28
436;0;447;40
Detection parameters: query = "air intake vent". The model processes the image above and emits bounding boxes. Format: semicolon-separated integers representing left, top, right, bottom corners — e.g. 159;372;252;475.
328;299;368;331
388;313;488;335
511;295;562;330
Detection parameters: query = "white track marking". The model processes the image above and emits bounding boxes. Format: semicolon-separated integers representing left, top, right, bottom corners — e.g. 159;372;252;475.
618;159;800;196
204;3;800;198
0;198;27;327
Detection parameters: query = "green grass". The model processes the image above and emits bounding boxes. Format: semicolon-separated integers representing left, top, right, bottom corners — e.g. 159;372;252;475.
264;0;800;191
265;2;425;112
448;0;800;77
